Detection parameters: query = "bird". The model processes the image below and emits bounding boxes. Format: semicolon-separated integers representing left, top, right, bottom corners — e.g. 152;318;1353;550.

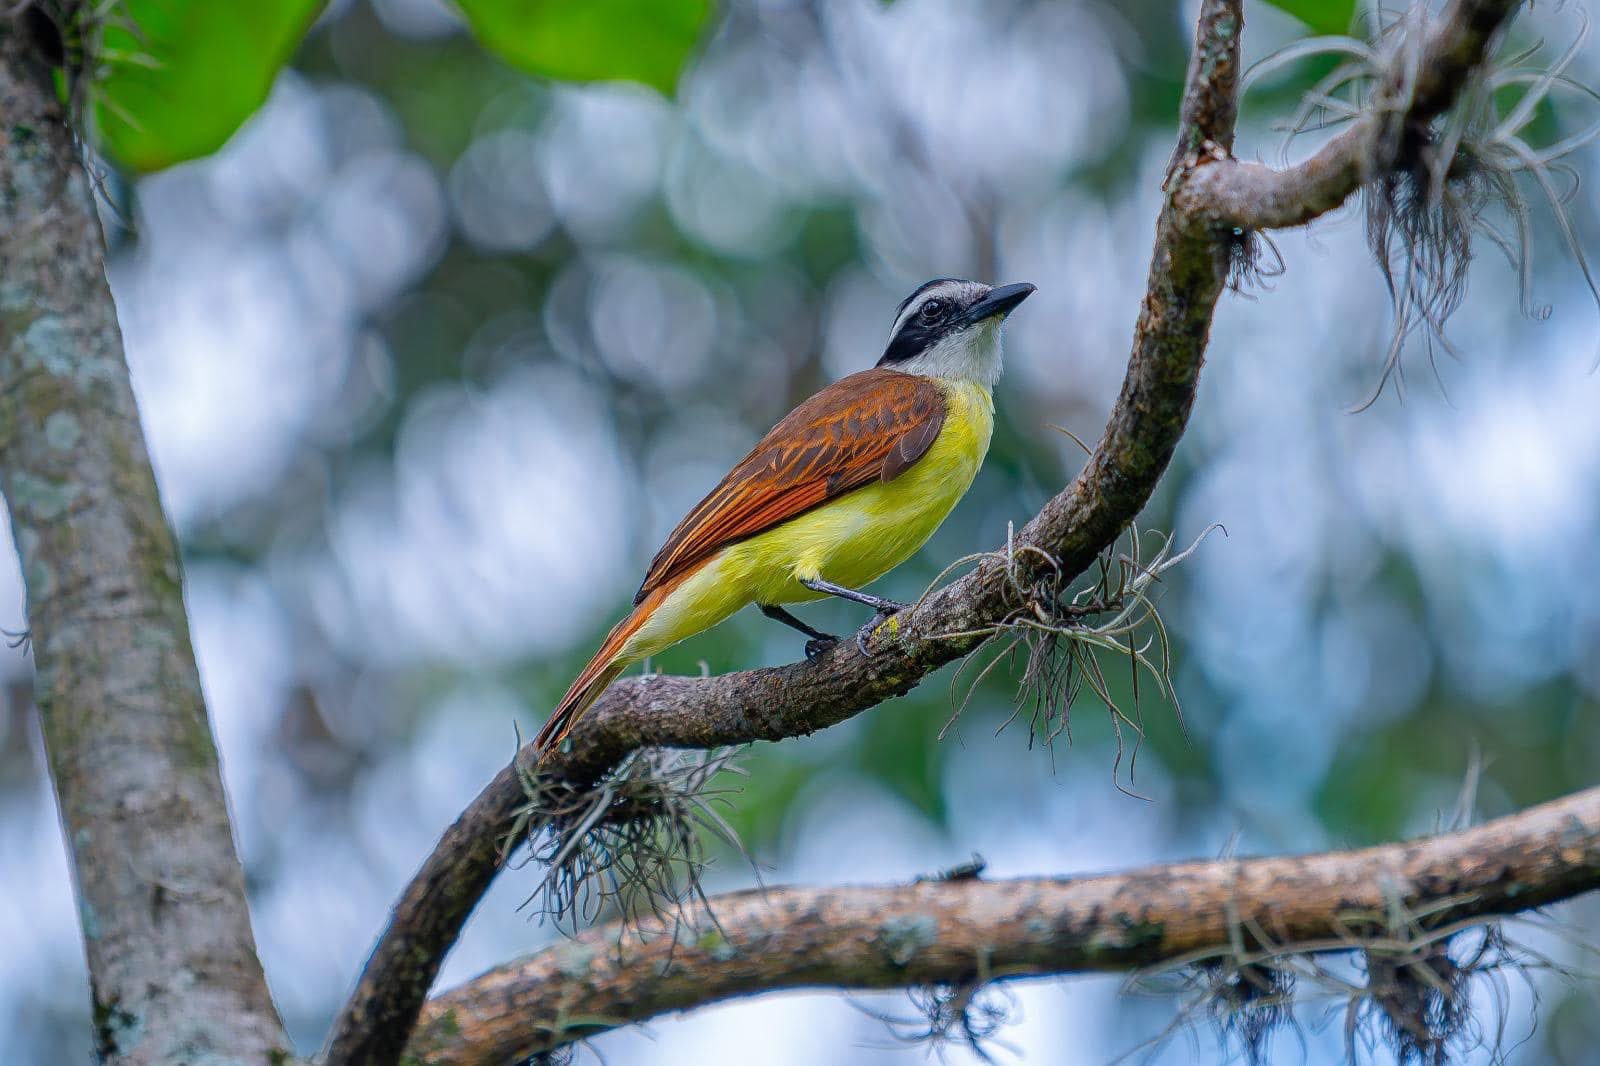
536;278;1035;755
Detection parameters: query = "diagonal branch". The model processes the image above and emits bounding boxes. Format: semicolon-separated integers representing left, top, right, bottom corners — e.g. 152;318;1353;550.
0;17;288;1065
406;785;1600;1063
324;0;1527;1061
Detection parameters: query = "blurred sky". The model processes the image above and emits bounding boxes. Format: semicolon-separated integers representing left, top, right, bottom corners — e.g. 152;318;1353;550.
3;0;1600;1062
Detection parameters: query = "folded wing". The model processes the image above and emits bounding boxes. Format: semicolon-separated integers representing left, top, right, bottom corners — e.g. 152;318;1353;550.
636;368;946;604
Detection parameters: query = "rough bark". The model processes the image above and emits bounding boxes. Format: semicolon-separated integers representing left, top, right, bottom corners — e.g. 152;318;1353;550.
0;19;288;1065
405;785;1600;1063
327;0;1529;1061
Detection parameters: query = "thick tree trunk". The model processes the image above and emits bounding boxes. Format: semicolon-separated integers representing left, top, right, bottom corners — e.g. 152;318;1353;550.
0;18;287;1064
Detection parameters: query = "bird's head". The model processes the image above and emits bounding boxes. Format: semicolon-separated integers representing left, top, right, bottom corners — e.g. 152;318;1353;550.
877;278;1035;387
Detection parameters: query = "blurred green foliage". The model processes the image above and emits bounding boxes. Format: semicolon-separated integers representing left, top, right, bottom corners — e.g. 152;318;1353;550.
1259;0;1357;35
93;0;324;171
90;0;710;171
454;0;712;93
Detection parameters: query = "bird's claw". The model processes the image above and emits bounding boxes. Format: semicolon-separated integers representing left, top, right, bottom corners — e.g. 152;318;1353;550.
804;634;839;661
855;602;909;656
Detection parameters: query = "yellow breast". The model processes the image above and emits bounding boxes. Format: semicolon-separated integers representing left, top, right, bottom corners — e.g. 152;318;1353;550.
760;377;993;596
622;379;994;662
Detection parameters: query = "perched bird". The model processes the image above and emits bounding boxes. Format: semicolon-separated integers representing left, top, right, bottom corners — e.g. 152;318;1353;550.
536;278;1035;755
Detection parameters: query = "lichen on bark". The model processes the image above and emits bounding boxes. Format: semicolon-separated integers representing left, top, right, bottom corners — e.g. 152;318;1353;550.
0;18;288;1066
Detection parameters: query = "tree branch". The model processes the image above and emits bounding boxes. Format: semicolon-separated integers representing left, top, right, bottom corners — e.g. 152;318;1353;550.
326;0;1527;1060
1177;0;1520;229
0;19;288;1065
405;786;1600;1063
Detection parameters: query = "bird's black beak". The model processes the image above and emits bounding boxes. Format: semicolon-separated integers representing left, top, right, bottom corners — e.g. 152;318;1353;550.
964;282;1036;325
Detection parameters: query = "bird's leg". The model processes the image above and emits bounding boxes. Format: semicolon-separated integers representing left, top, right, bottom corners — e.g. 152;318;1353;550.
759;604;839;661
798;577;911;656
798;576;909;614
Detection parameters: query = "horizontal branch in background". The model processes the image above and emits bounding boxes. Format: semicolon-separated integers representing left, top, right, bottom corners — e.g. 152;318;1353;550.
323;0;1528;1061
407;786;1600;1063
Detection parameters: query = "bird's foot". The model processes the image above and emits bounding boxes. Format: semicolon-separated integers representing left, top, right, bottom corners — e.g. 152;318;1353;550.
855;600;910;656
803;634;839;661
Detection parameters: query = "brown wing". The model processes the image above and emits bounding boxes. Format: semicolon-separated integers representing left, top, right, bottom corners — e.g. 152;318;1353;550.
635;368;947;604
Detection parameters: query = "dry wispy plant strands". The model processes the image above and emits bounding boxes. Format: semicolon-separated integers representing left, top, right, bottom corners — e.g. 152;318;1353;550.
1247;4;1600;407
1125;896;1595;1066
906;981;1020;1065
1228;226;1286;295
530;1047;577;1066
936;522;1220;795
508;745;749;934
1207;961;1300;1066
853;978;1021;1066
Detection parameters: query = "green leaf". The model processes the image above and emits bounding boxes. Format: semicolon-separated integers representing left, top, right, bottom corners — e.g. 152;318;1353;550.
93;0;324;173
453;0;712;95
1259;0;1357;37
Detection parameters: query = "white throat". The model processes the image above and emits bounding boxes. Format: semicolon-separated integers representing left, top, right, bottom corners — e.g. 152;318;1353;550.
890;317;1004;387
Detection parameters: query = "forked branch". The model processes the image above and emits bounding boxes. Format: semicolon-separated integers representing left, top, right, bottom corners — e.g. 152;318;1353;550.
325;0;1531;1061
1178;0;1523;229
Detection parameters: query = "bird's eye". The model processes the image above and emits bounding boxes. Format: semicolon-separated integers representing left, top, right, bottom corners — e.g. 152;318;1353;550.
920;298;945;320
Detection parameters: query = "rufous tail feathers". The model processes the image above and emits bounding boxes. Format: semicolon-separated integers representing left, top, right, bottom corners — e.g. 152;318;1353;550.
535;582;673;757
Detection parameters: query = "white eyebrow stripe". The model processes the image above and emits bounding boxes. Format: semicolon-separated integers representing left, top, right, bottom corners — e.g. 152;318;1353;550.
886;280;972;343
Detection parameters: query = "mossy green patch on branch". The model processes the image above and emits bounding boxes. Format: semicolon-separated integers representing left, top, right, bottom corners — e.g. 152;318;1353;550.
696;927;740;962
9;470;82;521
92;993;144;1059
877;913;939;967
43;410;79;451
554;940;598;980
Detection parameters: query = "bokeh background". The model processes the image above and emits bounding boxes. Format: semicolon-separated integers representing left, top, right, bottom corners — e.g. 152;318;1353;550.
4;0;1600;1061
